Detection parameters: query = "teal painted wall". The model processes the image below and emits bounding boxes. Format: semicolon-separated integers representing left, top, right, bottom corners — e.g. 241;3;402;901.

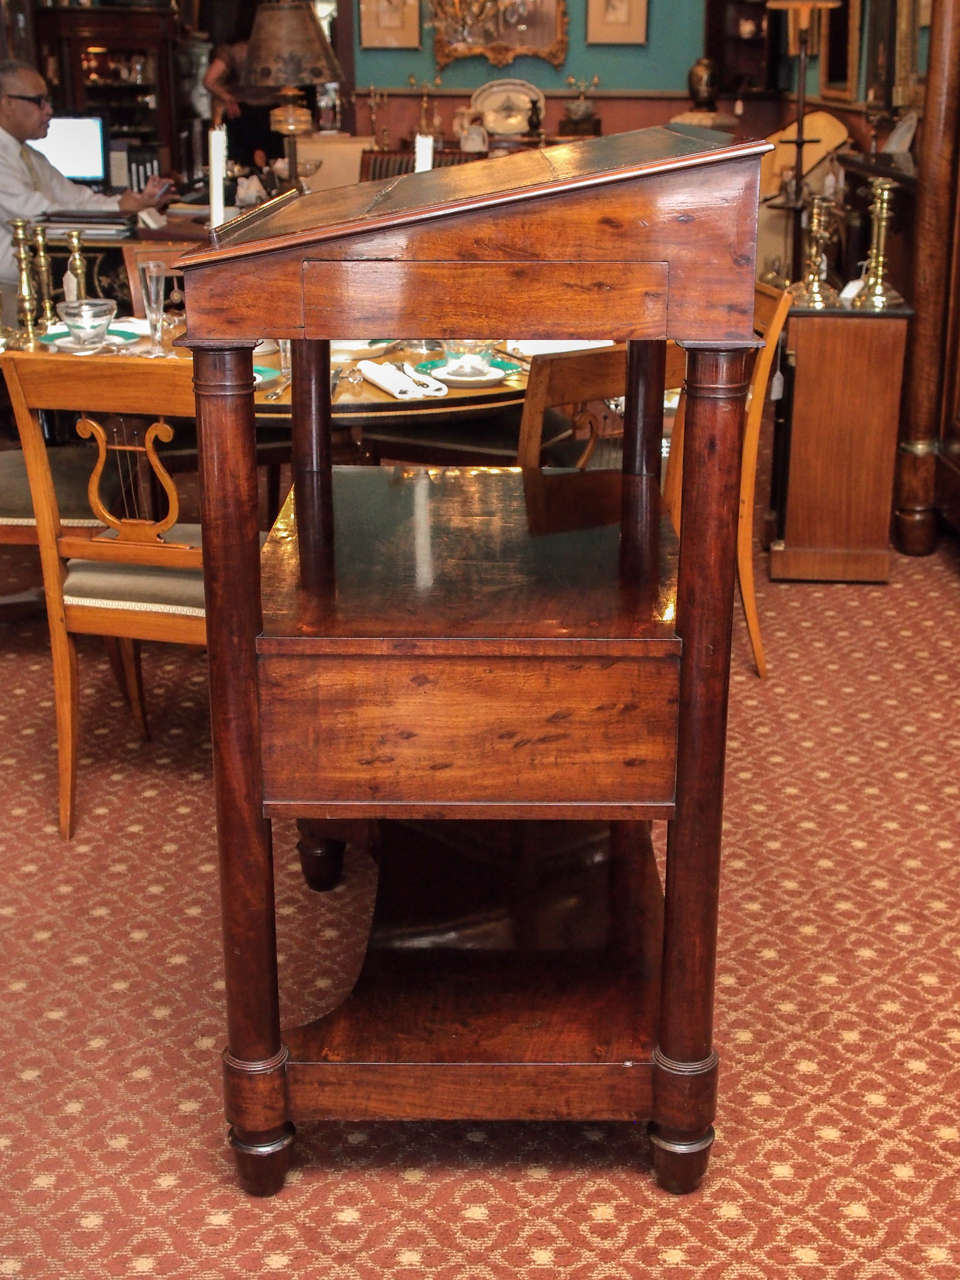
354;0;707;92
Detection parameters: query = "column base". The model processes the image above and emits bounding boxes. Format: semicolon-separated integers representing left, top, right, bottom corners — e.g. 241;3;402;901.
229;1123;296;1197
649;1124;715;1194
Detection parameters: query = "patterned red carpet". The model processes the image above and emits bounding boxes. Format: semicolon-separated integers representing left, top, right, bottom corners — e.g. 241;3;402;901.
2;533;959;1279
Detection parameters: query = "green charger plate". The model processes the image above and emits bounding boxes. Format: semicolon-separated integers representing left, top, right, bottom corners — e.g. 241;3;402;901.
40;325;141;345
415;356;521;375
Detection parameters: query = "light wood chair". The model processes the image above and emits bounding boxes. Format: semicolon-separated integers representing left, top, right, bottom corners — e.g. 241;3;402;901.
120;241;190;318
1;439;127;616
512;298;785;679
120;241;290;521
515;341;688;472
0;350;206;837
516;343;628;471
663;281;792;679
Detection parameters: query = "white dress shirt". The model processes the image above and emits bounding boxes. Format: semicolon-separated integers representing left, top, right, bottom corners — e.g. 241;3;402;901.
0;124;121;287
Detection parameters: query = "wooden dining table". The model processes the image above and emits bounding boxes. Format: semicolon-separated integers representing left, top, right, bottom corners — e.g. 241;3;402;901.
32;333;532;463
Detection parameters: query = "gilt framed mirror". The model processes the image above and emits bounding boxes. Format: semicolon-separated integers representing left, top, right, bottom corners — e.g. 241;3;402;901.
431;0;569;70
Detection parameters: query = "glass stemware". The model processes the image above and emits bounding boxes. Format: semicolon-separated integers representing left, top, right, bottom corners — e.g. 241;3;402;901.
139;260;167;358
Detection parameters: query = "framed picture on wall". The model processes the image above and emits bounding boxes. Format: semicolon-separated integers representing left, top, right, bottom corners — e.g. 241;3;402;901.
586;0;647;44
359;0;420;49
819;0;861;101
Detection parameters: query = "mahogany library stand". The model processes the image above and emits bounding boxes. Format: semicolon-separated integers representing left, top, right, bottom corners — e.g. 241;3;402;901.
178;126;770;1197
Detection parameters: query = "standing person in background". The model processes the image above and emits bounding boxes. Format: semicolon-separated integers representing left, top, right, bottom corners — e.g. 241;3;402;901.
0;59;170;327
202;13;283;170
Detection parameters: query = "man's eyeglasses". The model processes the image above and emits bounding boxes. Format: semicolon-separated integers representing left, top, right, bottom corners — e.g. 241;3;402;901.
4;93;52;108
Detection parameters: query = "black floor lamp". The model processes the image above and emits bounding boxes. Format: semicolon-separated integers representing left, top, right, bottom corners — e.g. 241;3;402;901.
765;0;841;282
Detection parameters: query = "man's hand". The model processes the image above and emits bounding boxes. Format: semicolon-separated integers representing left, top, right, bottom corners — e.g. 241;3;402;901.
117;174;175;213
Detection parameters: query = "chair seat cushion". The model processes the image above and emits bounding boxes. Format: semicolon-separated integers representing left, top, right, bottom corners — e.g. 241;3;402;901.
63;523;205;616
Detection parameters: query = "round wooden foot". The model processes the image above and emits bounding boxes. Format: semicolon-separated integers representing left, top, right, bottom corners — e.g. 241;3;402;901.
229;1124;295;1197
893;508;939;556
649;1125;714;1194
296;824;346;892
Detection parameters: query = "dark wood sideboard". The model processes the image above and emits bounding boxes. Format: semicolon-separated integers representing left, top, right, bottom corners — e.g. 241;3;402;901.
177;126;769;1198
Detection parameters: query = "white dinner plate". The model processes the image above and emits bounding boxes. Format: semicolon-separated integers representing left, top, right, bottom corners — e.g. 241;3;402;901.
433;364;506;388
52;337;124;354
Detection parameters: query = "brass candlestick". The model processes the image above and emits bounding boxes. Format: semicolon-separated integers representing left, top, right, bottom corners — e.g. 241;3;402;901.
65;230;88;301
409;75;442;138
354;85;387;149
852;178;904;311
788;196;840;309
32;225;56;330
9;219;40;349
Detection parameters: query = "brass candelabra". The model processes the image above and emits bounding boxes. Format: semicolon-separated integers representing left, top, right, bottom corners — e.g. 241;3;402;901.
852;178;904;311
65;230;88;302
5;220;89;348
7;219;41;350
32;225;56;329
409;75;443;138
353;85;389;149
788;195;840;309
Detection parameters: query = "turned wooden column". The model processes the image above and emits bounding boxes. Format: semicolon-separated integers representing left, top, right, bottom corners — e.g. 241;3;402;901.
895;0;960;553
192;344;293;1196
651;344;753;1194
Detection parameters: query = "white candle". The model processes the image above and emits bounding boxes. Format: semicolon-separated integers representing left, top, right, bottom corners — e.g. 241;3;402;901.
413;133;434;173
209;126;226;228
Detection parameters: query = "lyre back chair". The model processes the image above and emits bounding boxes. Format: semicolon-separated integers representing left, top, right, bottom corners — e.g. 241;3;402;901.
121;241;289;521
1;439;125;615
663;282;791;678
0;350;205;837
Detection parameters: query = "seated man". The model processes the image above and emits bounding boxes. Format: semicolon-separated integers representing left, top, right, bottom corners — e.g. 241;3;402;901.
0;58;170;325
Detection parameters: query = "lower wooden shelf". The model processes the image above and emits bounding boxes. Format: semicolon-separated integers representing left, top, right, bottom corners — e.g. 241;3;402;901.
284;949;658;1122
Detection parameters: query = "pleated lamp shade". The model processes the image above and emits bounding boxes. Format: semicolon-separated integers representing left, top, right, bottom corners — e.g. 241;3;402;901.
245;0;343;90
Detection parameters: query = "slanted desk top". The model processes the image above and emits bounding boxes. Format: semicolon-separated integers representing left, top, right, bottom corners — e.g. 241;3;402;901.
180;126;767;346
179;126;769;1200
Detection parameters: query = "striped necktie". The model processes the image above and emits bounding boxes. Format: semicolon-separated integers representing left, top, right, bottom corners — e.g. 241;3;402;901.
20;144;41;190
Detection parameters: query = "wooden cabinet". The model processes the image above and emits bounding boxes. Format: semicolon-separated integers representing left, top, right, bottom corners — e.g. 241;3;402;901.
0;0;33;61
768;308;910;582
34;6;182;174
705;0;784;96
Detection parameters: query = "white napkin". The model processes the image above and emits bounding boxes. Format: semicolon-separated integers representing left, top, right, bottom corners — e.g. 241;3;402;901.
357;359;447;400
399;362;448;396
357;360;418;399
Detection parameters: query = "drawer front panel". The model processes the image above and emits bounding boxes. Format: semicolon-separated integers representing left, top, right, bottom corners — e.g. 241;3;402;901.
301;261;669;340
260;654;678;807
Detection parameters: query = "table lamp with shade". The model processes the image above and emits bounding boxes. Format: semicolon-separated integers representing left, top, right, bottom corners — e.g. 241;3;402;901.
245;0;343;182
765;0;841;282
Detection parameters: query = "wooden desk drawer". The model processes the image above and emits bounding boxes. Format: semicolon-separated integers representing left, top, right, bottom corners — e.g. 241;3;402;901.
301;261;669;339
259;651;678;818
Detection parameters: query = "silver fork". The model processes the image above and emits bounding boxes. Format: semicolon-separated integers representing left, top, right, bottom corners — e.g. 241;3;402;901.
392;360;433;390
264;376;291;401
